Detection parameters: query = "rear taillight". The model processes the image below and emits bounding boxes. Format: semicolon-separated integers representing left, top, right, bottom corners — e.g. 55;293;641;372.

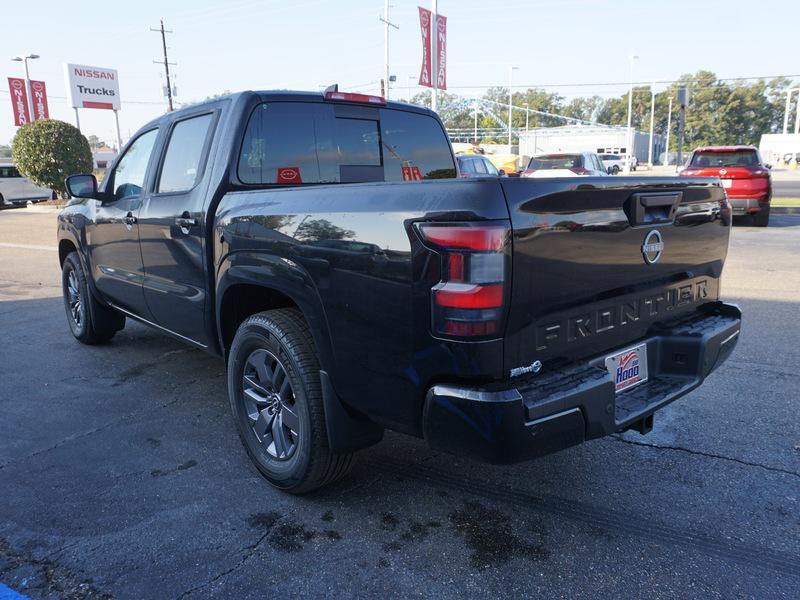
417;222;510;339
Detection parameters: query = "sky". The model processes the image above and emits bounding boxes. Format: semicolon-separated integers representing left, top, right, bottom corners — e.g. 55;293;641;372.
2;0;799;147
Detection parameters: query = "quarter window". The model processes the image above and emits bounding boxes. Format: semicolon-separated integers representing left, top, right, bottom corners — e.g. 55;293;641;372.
158;113;214;193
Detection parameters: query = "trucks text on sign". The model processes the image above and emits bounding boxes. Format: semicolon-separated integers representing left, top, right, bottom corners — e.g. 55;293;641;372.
64;63;121;110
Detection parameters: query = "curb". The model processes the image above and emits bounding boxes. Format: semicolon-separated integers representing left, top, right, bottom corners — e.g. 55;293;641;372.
771;206;800;215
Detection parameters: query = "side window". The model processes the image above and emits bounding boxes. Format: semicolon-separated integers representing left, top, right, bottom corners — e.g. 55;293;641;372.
157;113;214;193
380;109;456;181
483;158;499;175
111;129;158;201
472;158;488;174
238;103;322;184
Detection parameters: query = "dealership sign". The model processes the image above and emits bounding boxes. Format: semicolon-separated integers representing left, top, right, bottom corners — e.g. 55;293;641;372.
30;80;49;120
64;63;121;110
8;78;30;126
417;7;446;90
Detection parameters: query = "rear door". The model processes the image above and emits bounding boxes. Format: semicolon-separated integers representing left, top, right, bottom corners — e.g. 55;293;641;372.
500;177;730;374
138;110;217;346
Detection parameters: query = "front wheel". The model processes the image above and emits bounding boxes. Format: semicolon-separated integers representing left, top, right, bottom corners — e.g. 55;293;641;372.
61;252;125;344
227;309;354;493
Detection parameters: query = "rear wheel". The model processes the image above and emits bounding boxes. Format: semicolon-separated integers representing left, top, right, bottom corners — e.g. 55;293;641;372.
753;206;770;227
227;309;354;493
61;252;125;344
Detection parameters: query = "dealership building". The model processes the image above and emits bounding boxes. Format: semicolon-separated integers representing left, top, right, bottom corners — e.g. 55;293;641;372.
518;125;665;163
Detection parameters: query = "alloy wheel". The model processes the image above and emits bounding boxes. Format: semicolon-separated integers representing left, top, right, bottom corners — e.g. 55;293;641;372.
241;349;300;460
66;269;83;328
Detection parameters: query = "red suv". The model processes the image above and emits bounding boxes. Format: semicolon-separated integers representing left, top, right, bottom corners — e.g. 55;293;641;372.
679;146;772;226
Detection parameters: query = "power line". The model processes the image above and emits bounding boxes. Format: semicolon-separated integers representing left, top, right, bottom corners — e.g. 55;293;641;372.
444;74;800;91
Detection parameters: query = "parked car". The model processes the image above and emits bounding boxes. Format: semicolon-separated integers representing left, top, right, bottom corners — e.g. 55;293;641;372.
58;88;741;493
599;154;624;174
679;145;771;226
0;162;53;207
521;152;610;177
457;154;506;177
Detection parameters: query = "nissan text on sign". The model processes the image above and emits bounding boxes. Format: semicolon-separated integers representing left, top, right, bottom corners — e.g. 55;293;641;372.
64;63;120;110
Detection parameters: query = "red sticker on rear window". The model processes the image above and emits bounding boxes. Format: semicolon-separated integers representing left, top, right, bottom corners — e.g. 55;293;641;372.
276;167;302;184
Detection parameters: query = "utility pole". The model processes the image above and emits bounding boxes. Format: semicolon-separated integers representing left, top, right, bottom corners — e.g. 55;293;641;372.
624;55;638;174
431;0;438;112
525;103;530;133
783;88;799;134
677;87;688;167
379;0;399;100
664;96;673;166
473;103;479;144
508;66;518;150
648;82;656;167
151;18;175;112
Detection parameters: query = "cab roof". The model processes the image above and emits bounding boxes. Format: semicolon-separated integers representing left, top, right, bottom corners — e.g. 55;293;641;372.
692;145;757;153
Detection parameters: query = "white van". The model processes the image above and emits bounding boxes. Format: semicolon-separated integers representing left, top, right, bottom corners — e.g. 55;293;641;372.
0;162;53;207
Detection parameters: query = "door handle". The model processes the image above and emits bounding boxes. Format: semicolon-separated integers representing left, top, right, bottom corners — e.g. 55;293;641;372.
175;211;197;229
123;212;137;230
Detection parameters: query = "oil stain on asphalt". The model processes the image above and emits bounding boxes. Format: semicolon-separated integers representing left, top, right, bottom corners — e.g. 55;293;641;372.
449;500;549;569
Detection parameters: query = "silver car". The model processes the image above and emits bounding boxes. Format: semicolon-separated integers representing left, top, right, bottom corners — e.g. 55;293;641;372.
0;162;52;207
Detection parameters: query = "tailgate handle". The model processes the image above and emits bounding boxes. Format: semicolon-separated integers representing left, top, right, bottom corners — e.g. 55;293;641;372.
629;192;681;226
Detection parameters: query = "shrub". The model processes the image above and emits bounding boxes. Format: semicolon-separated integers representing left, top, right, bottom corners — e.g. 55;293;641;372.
11;119;93;194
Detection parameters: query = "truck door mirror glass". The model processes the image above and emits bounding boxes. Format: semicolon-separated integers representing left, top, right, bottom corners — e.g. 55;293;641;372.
65;174;97;199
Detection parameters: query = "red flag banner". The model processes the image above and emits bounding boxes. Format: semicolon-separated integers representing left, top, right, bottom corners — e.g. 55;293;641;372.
8;77;30;126
30;80;49;120
435;14;447;90
418;7;432;88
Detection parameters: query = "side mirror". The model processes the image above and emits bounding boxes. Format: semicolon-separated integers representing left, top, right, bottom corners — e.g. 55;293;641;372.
65;174;98;199
765;163;772;170
498;169;506;177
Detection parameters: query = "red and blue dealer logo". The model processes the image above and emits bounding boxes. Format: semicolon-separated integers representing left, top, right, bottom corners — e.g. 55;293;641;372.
615;350;641;391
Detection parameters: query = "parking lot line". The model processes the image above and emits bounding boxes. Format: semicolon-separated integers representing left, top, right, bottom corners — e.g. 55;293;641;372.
0;242;57;252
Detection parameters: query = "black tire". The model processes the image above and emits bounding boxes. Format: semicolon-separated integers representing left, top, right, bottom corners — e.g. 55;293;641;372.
61;252;125;344
612;166;620;175
753;207;770;227
227;309;354;494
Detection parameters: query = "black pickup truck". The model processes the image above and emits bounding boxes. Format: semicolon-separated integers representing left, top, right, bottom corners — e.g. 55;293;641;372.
58;88;741;493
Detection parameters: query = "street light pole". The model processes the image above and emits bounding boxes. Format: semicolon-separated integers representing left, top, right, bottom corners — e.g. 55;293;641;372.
508;66;518;150
783;88;799;134
664;96;673;166
431;0;438;112
648;81;656;167
11;53;39;119
624;55;639;174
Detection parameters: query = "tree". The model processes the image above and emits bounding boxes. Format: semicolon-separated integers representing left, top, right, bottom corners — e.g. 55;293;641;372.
294;218;355;242
0;144;11;158
12;120;92;194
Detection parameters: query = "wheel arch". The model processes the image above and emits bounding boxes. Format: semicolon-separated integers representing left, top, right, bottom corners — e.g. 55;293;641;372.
216;252;336;374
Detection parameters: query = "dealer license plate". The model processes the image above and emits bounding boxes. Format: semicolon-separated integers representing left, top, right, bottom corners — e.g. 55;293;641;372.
605;343;649;393
721;179;732;188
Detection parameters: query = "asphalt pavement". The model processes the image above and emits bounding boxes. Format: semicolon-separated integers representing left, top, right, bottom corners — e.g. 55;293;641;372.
0;207;798;599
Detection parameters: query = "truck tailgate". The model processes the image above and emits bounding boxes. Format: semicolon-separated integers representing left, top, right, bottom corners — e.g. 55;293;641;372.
499;177;730;375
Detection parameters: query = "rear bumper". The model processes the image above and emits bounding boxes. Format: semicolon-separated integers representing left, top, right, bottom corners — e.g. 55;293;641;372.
728;197;769;214
423;302;741;464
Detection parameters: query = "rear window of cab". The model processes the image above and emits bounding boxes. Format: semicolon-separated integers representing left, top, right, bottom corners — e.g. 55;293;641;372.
690;150;759;167
237;102;456;185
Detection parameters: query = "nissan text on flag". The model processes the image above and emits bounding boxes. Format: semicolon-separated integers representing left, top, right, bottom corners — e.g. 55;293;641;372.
57;88;741;493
